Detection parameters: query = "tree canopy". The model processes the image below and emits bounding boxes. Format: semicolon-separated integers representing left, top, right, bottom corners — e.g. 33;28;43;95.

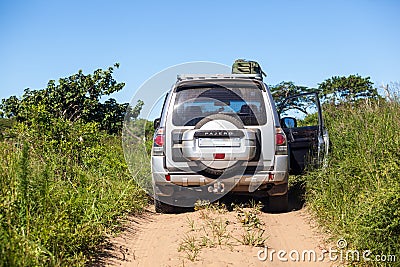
318;74;378;104
269;81;315;113
270;75;379;112
0;64;142;134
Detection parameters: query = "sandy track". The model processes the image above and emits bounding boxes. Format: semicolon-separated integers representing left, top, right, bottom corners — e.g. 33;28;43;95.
99;204;333;267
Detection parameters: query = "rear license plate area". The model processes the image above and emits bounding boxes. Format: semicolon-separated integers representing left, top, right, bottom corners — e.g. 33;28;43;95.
198;138;241;147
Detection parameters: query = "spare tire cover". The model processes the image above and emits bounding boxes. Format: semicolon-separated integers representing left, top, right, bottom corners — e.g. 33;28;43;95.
192;113;247;178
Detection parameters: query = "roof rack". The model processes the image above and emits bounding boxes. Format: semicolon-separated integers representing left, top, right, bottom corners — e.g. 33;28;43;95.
177;73;263;81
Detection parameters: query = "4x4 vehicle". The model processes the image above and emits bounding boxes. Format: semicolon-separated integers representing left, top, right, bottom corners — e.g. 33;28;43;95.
151;73;329;213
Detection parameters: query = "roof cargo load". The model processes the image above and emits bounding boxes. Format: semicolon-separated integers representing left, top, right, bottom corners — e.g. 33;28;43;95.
232;59;266;79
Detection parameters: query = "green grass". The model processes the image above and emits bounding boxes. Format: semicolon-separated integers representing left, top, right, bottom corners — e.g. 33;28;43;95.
303;99;400;266
0;121;148;266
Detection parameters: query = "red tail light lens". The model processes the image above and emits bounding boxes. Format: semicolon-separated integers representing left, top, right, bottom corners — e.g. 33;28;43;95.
213;153;225;159
154;135;164;146
276;133;286;145
154;128;164;147
275;127;288;155
268;173;274;181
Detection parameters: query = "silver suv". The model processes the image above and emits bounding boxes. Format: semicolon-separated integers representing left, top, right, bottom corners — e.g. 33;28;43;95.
151;73;328;213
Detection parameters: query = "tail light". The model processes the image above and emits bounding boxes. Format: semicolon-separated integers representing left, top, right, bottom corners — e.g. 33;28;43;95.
269;173;274;181
214;153;225;159
152;127;165;156
275;127;288;155
276;132;286;145
154;134;164;146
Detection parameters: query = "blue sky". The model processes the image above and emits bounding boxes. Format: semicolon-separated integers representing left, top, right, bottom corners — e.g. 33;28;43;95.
1;0;399;105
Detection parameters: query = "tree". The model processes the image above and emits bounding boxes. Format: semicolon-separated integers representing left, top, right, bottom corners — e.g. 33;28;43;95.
269;81;315;113
124;100;144;122
0;64;142;134
0;95;20;118
318;75;378;104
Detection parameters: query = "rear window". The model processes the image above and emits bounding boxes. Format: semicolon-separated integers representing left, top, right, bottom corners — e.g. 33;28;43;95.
172;82;267;126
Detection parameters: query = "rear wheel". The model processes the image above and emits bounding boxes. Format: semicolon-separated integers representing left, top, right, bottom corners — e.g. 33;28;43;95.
267;193;288;213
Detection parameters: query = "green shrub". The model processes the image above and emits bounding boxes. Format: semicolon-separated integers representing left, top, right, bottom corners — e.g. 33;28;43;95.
0;119;148;266
304;99;400;266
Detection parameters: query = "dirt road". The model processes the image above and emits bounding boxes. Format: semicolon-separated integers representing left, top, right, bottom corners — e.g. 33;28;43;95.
97;197;334;267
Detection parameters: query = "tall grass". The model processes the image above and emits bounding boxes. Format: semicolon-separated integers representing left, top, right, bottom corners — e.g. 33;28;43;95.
304;98;400;265
0;120;148;266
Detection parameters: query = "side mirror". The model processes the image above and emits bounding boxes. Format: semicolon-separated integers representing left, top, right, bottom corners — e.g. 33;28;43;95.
153;118;161;130
280;117;297;128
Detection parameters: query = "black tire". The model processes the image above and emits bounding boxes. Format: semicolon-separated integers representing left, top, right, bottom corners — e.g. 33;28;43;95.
194;113;246;177
154;198;178;214
267;193;288;213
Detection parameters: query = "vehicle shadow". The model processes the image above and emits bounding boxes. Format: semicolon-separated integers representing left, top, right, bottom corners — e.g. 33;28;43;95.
287;181;306;211
220;181;306;213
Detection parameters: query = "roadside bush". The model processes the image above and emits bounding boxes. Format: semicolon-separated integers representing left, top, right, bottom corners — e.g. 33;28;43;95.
304;99;400;265
0;118;148;266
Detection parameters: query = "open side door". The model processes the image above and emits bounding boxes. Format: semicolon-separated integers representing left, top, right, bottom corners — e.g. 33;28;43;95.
279;92;329;174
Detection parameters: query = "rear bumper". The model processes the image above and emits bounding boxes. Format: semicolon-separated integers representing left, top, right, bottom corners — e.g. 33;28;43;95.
152;154;288;197
153;172;287;196
166;171;286;186
152;155;288;197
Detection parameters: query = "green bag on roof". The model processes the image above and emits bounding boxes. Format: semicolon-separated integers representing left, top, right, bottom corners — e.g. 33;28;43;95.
232;59;266;78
